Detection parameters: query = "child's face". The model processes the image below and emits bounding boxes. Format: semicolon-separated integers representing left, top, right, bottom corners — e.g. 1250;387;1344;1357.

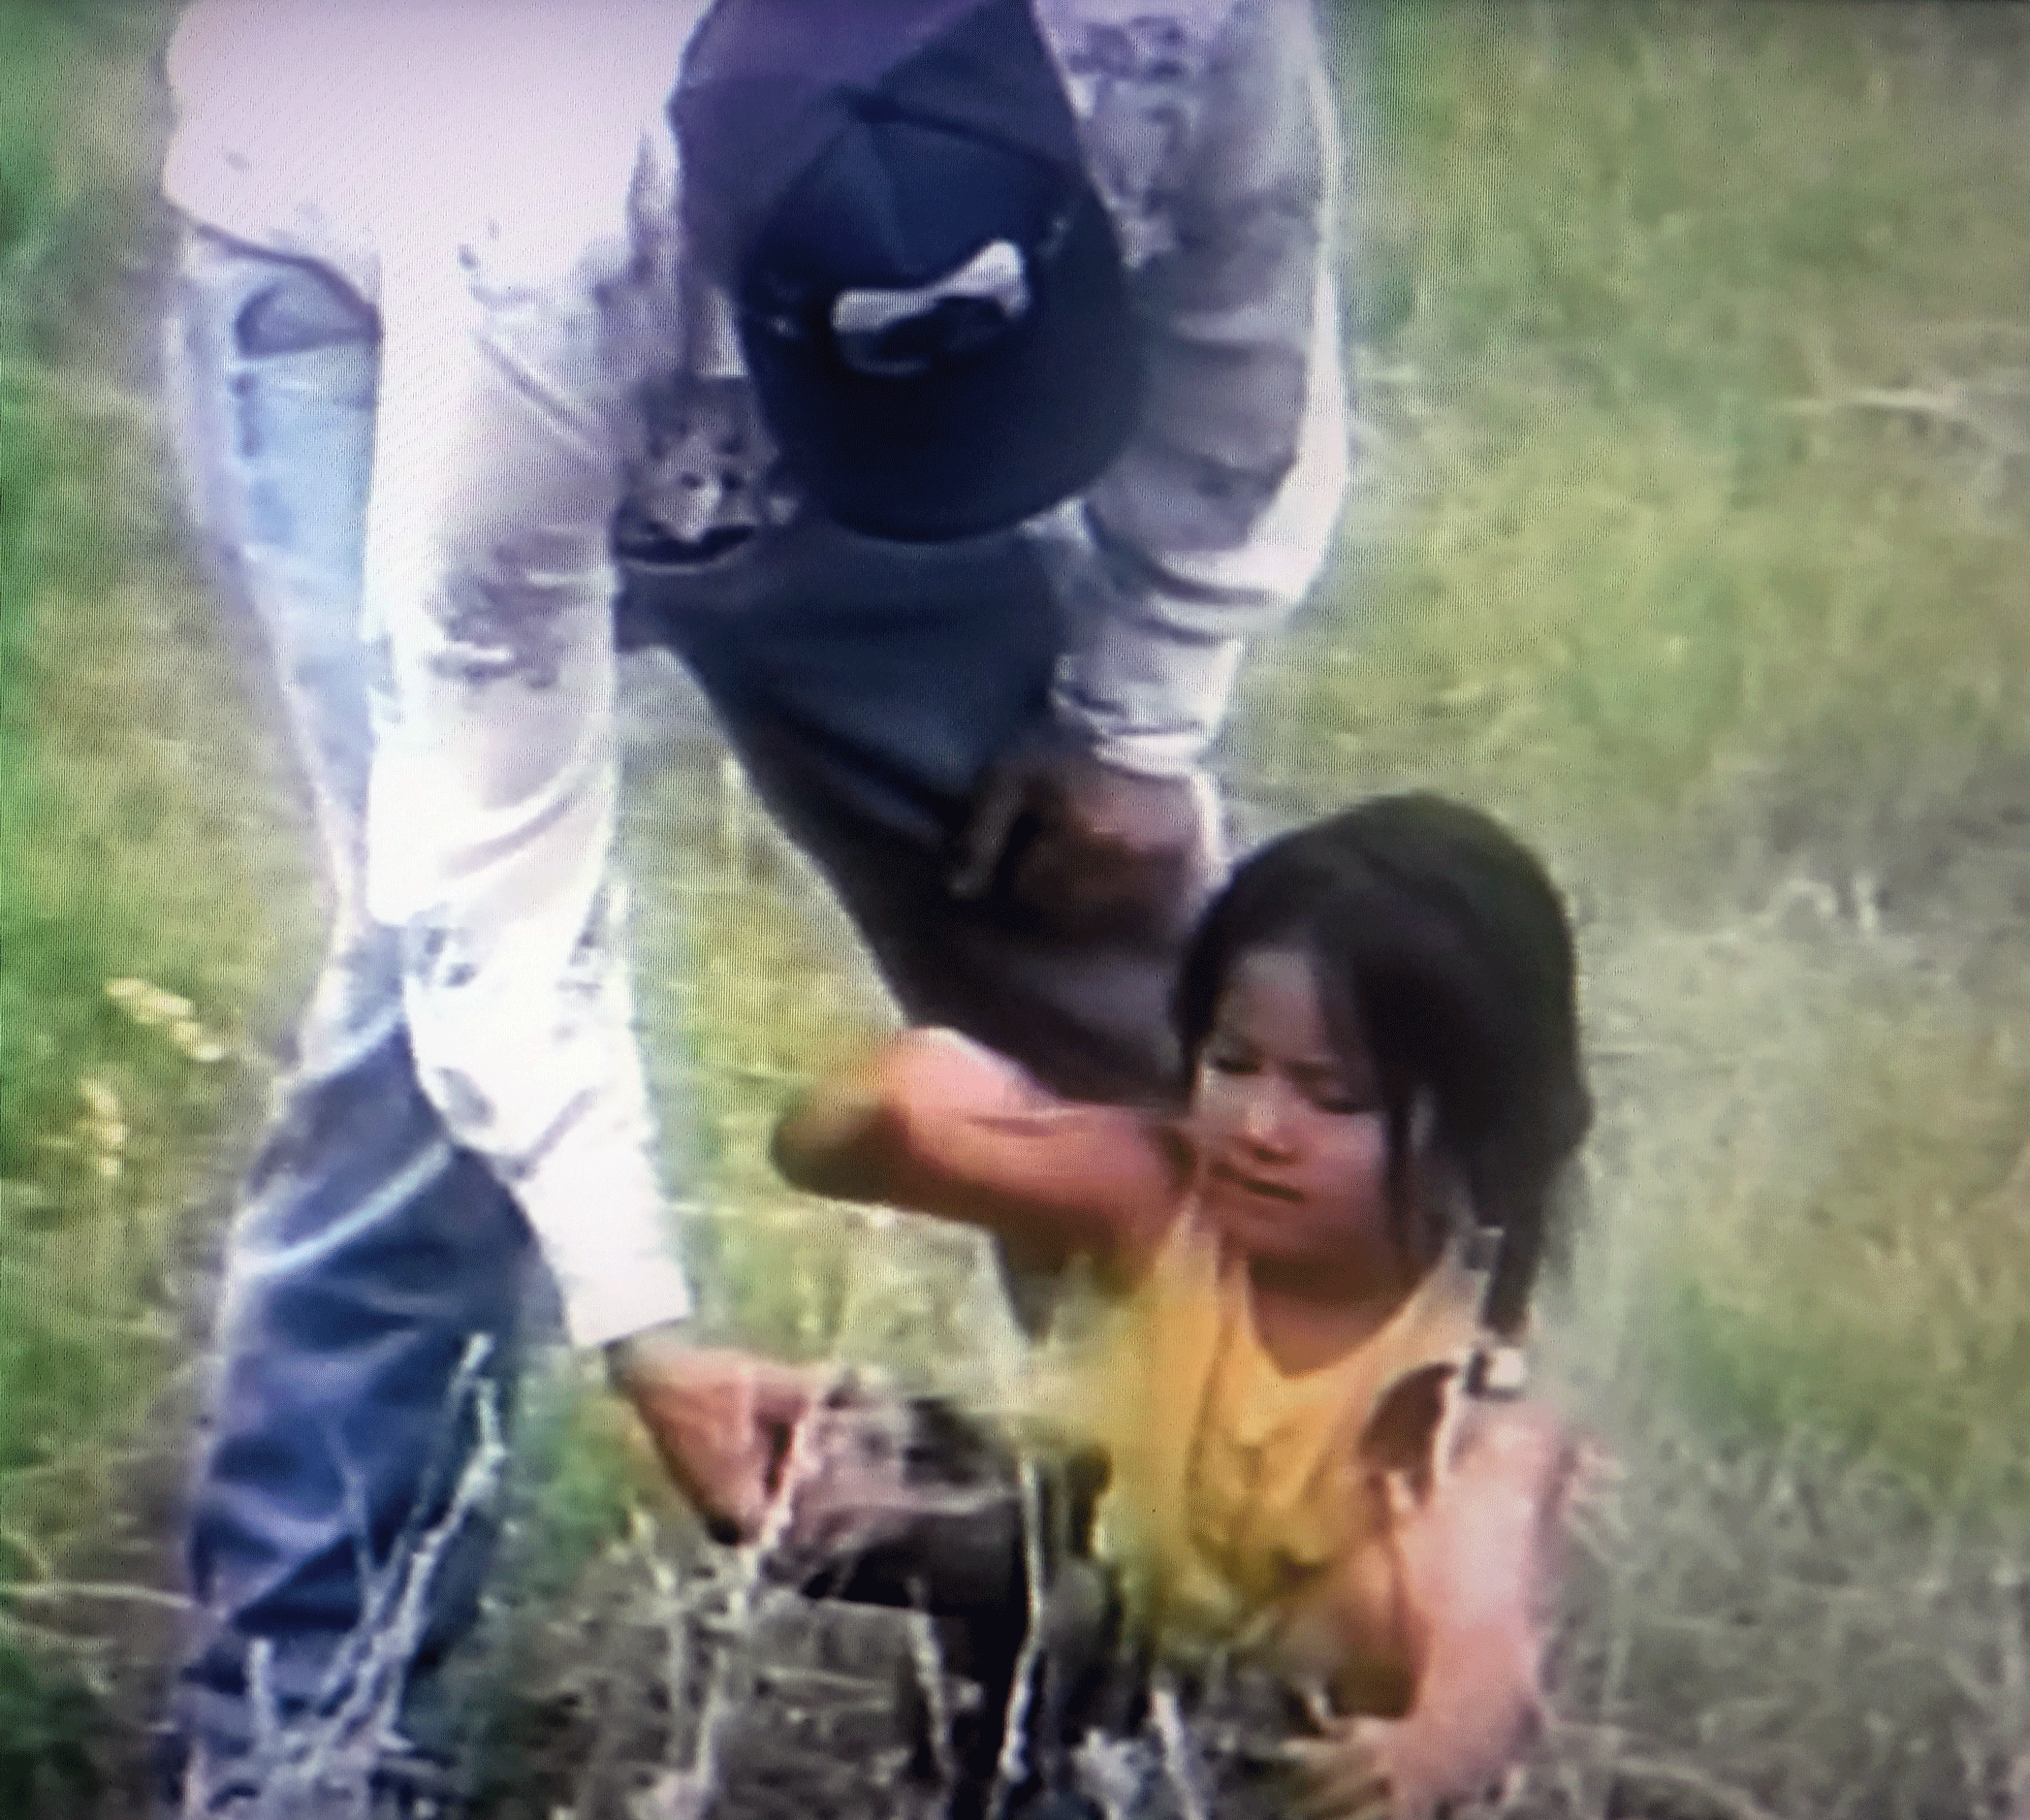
1189;946;1398;1278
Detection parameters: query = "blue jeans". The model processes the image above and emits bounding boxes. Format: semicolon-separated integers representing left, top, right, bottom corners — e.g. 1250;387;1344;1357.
163;232;541;1772
163;225;1197;1775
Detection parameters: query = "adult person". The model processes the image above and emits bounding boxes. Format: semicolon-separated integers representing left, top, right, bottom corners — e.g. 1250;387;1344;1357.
156;0;1349;1808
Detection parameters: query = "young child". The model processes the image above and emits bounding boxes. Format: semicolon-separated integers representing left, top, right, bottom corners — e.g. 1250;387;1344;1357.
654;794;1590;1814
757;793;1594;1814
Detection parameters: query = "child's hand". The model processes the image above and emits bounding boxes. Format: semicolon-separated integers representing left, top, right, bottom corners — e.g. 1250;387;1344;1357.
609;1329;823;1542
1283;1711;1524;1820
1279;1722;1396;1820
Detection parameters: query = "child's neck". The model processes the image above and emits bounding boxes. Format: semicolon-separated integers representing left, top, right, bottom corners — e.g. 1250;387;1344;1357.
1244;1249;1421;1378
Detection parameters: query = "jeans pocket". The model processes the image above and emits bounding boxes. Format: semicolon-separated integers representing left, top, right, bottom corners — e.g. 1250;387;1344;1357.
234;262;379;358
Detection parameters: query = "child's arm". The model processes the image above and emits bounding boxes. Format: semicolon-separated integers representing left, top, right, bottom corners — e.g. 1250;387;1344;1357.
1290;1385;1574;1816
1362;1398;1570;1810
773;1028;1184;1271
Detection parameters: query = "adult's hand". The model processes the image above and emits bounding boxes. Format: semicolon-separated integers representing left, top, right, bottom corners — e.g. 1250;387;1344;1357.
607;1326;820;1542
950;730;1221;941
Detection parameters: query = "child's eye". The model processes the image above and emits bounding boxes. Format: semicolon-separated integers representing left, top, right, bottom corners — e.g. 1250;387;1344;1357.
1307;1076;1380;1115
1203;1048;1257;1076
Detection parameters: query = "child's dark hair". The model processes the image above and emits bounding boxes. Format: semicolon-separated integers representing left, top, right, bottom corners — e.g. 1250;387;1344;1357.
1172;793;1592;1267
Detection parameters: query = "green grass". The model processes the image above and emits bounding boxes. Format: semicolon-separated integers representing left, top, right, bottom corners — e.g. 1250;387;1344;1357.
4;2;2029;1810
1254;8;2030;889
3;5;263;1499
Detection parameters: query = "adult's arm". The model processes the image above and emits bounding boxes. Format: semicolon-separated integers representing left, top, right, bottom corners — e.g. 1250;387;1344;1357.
359;39;697;1351
958;0;1350;924
1039;0;1351;777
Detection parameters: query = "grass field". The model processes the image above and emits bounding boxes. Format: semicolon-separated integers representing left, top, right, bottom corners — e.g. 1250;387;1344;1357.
5;3;2029;1814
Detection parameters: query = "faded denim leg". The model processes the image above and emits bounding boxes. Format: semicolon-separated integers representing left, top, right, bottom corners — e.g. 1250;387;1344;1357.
621;520;1211;1336
162;229;539;1788
621;515;1205;1111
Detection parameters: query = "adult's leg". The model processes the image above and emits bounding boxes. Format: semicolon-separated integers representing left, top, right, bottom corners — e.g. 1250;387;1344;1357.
620;515;1209;1110
162;231;539;1800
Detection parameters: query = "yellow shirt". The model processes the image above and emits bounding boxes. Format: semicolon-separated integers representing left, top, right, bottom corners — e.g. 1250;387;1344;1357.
1038;1202;1478;1661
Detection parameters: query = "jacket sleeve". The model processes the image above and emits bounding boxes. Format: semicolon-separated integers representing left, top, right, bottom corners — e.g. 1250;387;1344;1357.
1041;0;1350;777
360;107;696;1350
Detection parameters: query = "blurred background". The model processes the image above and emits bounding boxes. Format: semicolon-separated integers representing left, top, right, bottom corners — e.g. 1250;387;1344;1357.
4;3;2028;1814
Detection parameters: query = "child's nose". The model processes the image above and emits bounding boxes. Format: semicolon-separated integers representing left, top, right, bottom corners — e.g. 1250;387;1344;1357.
1239;1081;1300;1151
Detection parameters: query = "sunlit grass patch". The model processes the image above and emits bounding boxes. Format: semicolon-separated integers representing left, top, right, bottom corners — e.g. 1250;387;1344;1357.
1258;4;2030;912
1538;907;2030;1814
1540;1396;2030;1820
1;31;285;1791
2;367;299;1407
1666;981;2030;1504
0;0;174;373
1561;907;2030;1508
